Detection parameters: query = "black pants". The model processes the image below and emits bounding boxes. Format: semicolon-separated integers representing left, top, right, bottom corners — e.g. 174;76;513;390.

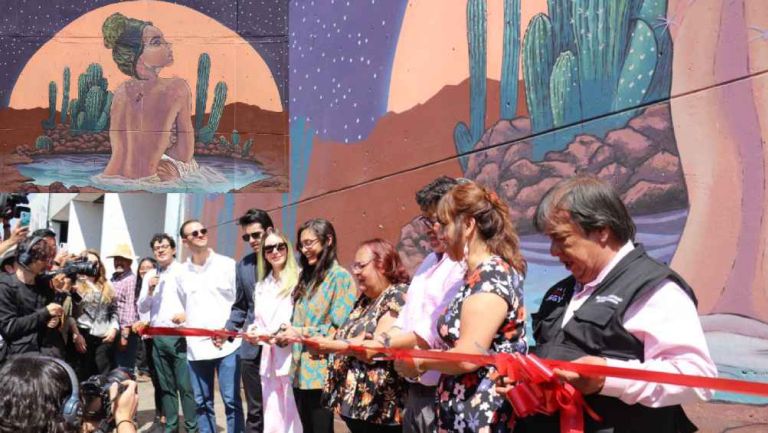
241;356;264;433
73;327;115;381
294;388;334;433
342;416;402;433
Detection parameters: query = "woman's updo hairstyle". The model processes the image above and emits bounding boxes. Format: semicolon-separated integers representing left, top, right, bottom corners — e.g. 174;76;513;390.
102;13;152;78
437;181;526;275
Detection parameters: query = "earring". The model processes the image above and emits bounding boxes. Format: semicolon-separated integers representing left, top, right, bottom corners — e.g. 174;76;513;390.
462;241;469;259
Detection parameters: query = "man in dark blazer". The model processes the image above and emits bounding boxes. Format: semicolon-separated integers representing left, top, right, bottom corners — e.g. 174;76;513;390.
224;209;274;433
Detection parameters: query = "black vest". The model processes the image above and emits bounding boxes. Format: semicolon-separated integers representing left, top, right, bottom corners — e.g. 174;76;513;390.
521;245;699;433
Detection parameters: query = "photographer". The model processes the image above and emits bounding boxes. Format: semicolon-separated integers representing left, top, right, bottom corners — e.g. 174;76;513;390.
0;235;71;361
0;354;139;433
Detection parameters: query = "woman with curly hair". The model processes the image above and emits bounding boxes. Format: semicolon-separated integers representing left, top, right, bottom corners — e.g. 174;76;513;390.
395;181;528;433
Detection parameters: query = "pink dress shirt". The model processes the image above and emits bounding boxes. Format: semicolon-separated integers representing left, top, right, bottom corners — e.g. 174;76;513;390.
563;242;717;407
394;251;465;386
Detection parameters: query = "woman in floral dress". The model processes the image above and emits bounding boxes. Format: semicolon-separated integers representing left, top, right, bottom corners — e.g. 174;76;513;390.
309;238;410;433
395;181;528;433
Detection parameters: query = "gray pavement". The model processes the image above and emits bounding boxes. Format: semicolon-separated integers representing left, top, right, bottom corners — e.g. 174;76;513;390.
135;375;349;433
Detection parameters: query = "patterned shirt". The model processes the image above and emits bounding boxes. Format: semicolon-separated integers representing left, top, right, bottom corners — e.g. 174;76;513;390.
322;283;408;424
290;262;356;389
436;256;527;433
112;270;138;329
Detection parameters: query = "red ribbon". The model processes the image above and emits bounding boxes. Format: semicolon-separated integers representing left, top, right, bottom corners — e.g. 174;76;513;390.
141;327;768;433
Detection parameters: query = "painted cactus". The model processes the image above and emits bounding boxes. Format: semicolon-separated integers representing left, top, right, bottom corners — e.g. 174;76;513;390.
547;0;575;58
241;138;254;158
516;0;665;152
500;0;520;119
35;135;53;151
454;0;487;171
195;53;210;133
572;0;632;119
550;51;581;127
197;81;228;144
70;63;111;134
636;0;672;103
523;13;555;134
61;67;70;124
232;129;240;147
42;81;57;130
613;19;658;112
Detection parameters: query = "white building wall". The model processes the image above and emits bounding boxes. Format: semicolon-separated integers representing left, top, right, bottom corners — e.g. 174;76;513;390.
68;201;104;255
100;194;168;275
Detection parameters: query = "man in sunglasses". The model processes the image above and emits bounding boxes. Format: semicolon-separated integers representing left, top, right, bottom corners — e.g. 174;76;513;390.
223;209;274;433
176;219;244;433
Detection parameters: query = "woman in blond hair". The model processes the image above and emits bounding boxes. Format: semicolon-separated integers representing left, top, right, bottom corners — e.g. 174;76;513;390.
69;249;120;381
245;228;303;433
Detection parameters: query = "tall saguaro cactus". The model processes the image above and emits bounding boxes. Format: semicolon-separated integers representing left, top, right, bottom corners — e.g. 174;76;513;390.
572;0;632;119
454;0;488;171
61;67;70;124
197;81;228;144
523;13;555;135
194;53;210;133
547;0;575;58
42;81;57;130
500;0;520;119
550;51;581;127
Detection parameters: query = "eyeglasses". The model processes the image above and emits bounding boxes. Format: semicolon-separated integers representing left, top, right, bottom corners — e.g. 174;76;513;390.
185;228;208;239
351;259;373;272
241;231;265;242
298;238;319;251
264;243;287;255
416;215;438;229
152;243;172;252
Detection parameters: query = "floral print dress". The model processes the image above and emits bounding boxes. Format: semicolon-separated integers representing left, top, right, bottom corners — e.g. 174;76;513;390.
436;256;527;433
322;283;408;425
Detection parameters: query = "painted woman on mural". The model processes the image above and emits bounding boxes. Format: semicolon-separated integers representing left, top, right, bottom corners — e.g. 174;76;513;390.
98;12;197;182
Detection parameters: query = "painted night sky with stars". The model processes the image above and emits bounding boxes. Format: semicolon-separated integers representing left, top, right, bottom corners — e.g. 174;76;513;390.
289;0;408;143
0;0;288;107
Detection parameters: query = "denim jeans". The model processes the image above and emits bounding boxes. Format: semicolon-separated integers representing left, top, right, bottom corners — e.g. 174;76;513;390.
188;350;244;433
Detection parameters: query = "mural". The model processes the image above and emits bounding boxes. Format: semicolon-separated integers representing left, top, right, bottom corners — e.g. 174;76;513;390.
182;1;768;428
0;0;288;193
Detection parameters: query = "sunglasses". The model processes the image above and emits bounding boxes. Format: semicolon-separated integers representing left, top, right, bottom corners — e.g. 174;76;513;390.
242;231;265;242
264;243;288;255
185;228;208;239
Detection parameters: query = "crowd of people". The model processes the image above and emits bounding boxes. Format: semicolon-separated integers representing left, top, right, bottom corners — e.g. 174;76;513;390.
0;174;717;433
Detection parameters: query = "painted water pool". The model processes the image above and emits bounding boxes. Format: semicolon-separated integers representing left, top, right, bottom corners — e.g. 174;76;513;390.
15;153;266;192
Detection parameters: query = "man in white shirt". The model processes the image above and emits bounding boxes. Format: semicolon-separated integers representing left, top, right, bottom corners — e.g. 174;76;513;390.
175;219;244;433
137;233;198;433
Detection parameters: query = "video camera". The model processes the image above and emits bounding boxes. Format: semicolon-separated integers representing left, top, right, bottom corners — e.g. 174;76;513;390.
0;193;29;221
80;368;134;433
41;257;100;281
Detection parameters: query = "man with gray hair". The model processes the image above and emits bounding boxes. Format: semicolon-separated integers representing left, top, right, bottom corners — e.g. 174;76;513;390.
516;174;716;432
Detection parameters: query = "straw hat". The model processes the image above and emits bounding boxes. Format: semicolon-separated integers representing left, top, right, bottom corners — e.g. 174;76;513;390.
106;243;136;260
